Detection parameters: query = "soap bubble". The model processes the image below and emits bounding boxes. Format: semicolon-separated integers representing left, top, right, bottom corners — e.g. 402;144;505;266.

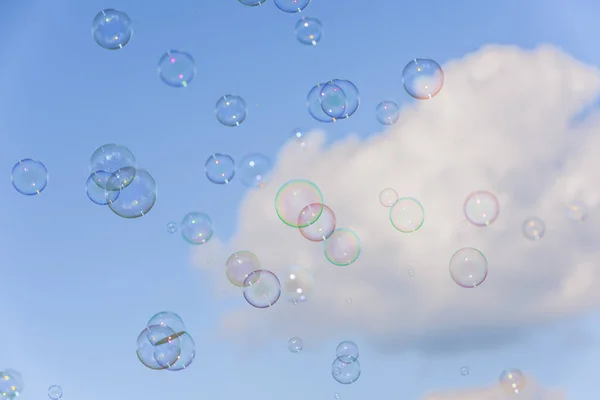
336;340;359;363
298;203;336;242
390;197;424;233
205;153;235;184
281;265;314;303
89;144;136;189
85;171;120;205
136;326;180;370
238;0;266;5
226;251;261;287
180;212;213;245
295;17;323;46
375;100;400;125
566;201;588;223
274;0;311;13
243;270;281;308
0;369;24;399
460;367;469;376
379;188;398;207
402;58;444;100
331;357;361;384
157;50;196;88
463;191;500;226
48;385;63;400
147;311;186;335
522;217;545;241
324;228;361;266
91;9;132;50
288;337;303;352
237;153;272;188
108;168;156;218
166;222;178;233
275;179;324;228
11;159;48;195
160;332;196;371
291;128;307;148
499;368;526;394
319;82;347;119
216;95;247;127
449;247;488;288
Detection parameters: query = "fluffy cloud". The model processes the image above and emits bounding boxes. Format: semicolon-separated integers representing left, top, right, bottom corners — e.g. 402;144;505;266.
192;45;600;353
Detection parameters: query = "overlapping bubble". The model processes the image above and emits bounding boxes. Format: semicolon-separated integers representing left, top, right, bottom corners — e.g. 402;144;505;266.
298;203;336;241
331;341;361;384
275;179;324;228
307;79;360;122
243;269;281;308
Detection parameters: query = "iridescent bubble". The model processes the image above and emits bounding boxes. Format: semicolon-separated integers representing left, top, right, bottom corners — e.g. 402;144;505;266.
379;188;398;207
136;325;180;370
331;357;361;384
238;0;266;5
157;50;196;88
274;0;311;13
225;251;261;287
180;212;213;245
288;337;303;353
449;247;488;288
291;128;307;148
566;201;588;223
166;222;178;233
281;265;314;303
522;217;545;241
320;82;347;119
463;191;500;227
238;153;272;188
243;269;281;308
460;367;469;376
275;179;324;228
390;197;424;233
89;144;136;189
295;17;323;46
147;311;187;334
324;228;361;266
159;332;196;371
298;203;336;242
205;153;235;184
402;58;444;100
0;369;24;399
91;9;132;50
11;159;48;195
336;340;359;363
216;95;247;127
499;368;526;394
108;168;156;218
375;100;400;125
48;385;63;400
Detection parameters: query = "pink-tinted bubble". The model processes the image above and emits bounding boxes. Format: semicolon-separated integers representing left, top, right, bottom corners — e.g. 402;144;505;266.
463;191;500;227
298;203;336;242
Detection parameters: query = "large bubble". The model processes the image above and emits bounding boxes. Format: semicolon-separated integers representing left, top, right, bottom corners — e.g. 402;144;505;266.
331;357;361;385
389;197;424;233
275;179;324;228
157;50;196;88
89;144;136;190
108;168;156;218
463;191;500;227
180;212;213;245
402;58;444;100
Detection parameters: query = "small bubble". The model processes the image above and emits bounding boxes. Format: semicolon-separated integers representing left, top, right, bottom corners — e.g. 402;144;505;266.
408;269;413;276
334;393;340;399
460;366;469;376
346;298;352;304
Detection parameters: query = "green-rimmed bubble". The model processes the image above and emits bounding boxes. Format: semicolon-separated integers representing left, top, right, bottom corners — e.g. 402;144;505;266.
390;197;424;233
324;228;361;266
274;179;324;228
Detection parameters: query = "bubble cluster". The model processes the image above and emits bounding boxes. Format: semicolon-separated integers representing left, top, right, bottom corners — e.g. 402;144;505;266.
331;341;361;384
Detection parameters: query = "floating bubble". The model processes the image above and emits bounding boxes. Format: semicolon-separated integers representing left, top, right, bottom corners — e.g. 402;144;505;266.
89;144;136;189
166;222;178;233
216;95;247;127
205;153;235;184
522;217;545;241
238;153;272;188
243;269;281;308
147;311;187;334
291;128;307;148
336;341;359;363
402;58;444;100
390;197;424;233
146;324;180;346
275;179;324;228
460;367;469;376
298;203;336;242
324;228;361;266
320;82;347;119
379;188;398;207
566;201;588;223
328;79;360;119
161;332;196;371
288;337;303;353
274;0;311;13
334;394;340;400
408;269;414;276
307;83;335;122
105;166;137;191
295;17;323;46
48;385;63;400
331;357;361;384
449;247;488;288
180;212;213;245
499;368;526;394
157;50;196;88
153;340;181;369
0;369;24;399
108;168;156;218
91;9;132;50
136;326;180;370
463;191;500;227
281;265;314;303
375;100;400;125
226;251;261;287
86;172;120;206
238;0;266;5
346;298;352;304
11;159;48;196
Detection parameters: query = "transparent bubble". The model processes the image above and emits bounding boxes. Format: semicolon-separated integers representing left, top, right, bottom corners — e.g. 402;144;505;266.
329;79;360;119
216;95;247;127
291;128;307;148
226;251;261;287
147;311;187;334
205;153;235;184
331;357;361;384
324;228;361;266
89;144;136;188
320;83;347;119
408;269;414;276
0;369;24;399
146;324;180;346
136;326;180;370
108;168;156;218
334;394;340;400
499;368;526;394
390;197;424;233
238;153;272;188
275;179;324;228
522;217;545;241
11;159;48;196
298;203;336;242
153;340;181;369
47;385;63;400
157;50;196;88
160;332;196;371
180;212;213;245
166;222;178;234
105;166;137;191
460;366;469;376
463;191;500;227
86;171;119;205
274;0;311;13
91;9;132;50
336;341;359;363
281;265;314;303
243;270;281;308
402;58;444;100
295;17;323;46
375;101;400;125
288;337;303;353
238;0;266;5
379;188;398;207
346;298;352;304
566;201;588;223
449;247;488;288
306;83;335;122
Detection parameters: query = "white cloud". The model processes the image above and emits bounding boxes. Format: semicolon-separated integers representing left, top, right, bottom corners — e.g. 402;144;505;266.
192;45;600;352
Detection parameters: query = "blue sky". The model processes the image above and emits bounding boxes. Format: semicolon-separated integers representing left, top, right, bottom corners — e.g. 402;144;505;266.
1;0;600;399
